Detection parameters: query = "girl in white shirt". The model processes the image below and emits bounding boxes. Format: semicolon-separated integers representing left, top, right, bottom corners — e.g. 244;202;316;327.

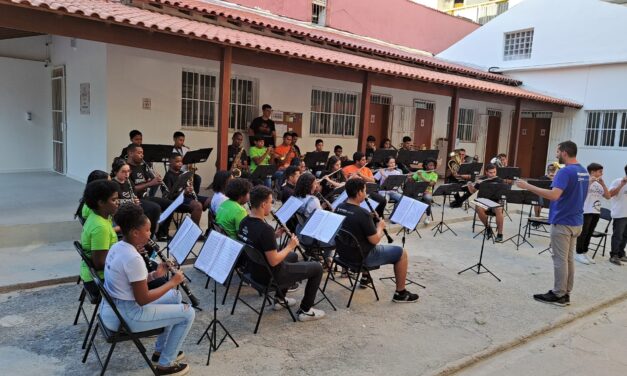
100;204;195;375
210;170;232;214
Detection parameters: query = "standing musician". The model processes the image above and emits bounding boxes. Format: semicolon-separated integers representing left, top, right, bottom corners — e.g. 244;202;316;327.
335;178;419;303
172;131;201;194
100;204;195;375
467;163;506;242
209;170;232;214
608;164;627;266
575;163;610;265
342;152;388;218
320;156;346;198
238;185;326;322
374;156;404;204
249;104;276;146
249;136;274;188
365;135;377;162
410;158;439;225
162;153;209;227
119;129;143;160
80;180;119;296
215;178;252;239
333;145;348;163
448;148;474;208
110;158;162;238
280;166;300;203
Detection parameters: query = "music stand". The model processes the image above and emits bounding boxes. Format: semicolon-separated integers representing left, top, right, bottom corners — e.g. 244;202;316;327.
341;160;354;168
431;183;460;237
183;148;212;165
371;149;397;166
472;183;510;242
169;171;194;200
164;216;202;268
248;135;275;147
394;181;429;238
250;164;277;181
304;151;329;172
497;167;521;180
458;198;502;282
142;144;173;164
502;190;537;250
458;162;483;180
195;231;243;365
365;183;379;195
380;174;407;192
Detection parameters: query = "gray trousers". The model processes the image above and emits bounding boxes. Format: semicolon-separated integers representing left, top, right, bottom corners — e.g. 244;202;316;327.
551;224;582;297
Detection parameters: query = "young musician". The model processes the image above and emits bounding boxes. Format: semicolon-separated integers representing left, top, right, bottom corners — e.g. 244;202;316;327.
380;138;393;150
411;158;439;225
273;132;297;185
249;104;276;146
215;178;251;239
374;156;403;203
335;178;419;303
290;131;302;158
172;131;201;193
467;163;506;242
76;170;111;223
111;158;161;238
516;141;588;306
227;132;249;175
238;185;325;321
333;145;348;162
119;130;143;159
320;156;346;198
342;152;387;217
365;135;376;162
280;166;300;203
210;170;232;214
294;173;326;217
162;153;208;227
100;204;195;375
490;153;508;168
249;136;273;188
575;163;610;265
400;136;413;150
314;139;324;152
448;148;473;208
608;164;627;266
533;163;558;217
80;180;119;296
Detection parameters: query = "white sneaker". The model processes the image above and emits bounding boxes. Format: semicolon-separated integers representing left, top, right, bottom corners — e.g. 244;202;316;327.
586;254;596;264
424;217;431;225
273;297;298;311
297;307;326;322
575;253;590;265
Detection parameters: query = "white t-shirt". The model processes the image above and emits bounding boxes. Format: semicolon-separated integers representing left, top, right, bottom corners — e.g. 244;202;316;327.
104;241;148;301
583;181;605;214
299;195;321;218
211;192;228;214
609;178;627;218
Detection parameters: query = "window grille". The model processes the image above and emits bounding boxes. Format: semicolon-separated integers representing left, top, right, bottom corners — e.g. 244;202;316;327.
504;28;534;61
312;0;327;26
310;88;359;136
181;70;217;128
414;100;435;110
229;77;257;130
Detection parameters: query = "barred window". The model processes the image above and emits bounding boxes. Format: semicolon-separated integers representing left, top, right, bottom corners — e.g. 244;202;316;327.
620;113;627;148
310;89;358;136
312;0;327;26
229;77;257;130
457;108;475;142
585;111;619;147
504;29;534;61
181;71;217;128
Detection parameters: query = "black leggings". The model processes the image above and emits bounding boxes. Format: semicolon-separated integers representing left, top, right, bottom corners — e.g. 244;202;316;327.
140;200;161;236
144;197;173;237
274;253;323;311
576;213;600;254
368;192;387;218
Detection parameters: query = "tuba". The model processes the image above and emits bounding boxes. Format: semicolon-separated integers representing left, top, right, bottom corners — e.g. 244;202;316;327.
447;150;462;175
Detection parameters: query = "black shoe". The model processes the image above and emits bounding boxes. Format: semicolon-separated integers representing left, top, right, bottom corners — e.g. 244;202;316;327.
485;228;494;239
152;351;185;363
392;289;419;303
155;362;189;376
359;275;372;289
287;282;300;292
533;290;568;307
610;256;622;266
495;234;503;243
156;233;169;242
450;201;462;208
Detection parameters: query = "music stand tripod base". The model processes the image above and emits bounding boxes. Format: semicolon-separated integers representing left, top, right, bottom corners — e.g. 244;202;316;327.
197;279;239;365
458;210;501;282
431;184;459;237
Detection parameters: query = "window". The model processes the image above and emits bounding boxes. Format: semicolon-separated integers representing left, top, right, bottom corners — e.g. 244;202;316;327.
312;0;327;26
310;88;359;136
447;107;476;142
585;111;619;147
371;94;391;105
504;29;534;61
414;100;435;110
229;77;257;130
181;71;217;128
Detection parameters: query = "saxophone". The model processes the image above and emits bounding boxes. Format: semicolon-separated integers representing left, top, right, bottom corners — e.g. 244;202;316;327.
231;147;244;177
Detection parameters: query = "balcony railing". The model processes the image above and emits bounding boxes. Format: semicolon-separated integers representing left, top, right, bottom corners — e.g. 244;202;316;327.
445;0;509;25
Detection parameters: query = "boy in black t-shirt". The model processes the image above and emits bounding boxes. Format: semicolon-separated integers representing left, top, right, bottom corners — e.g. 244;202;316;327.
238;185;325;321
163;153;209;227
248;104;276;146
280;166;300;203
335;178;419;303
467;163;507;242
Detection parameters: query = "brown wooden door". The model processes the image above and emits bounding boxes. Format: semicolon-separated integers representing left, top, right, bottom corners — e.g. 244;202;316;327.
516;118;535;177
483;115;500;164
515;118;551;178
369;103;389;144
414;108;434;149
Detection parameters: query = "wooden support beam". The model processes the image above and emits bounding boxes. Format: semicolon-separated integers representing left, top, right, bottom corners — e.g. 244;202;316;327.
357;72;372;153
217;46;232;170
446;87;460;174
509;98;523;166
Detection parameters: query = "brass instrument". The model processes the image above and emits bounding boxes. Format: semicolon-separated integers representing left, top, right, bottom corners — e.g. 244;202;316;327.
447;151;462;176
231;147;244;177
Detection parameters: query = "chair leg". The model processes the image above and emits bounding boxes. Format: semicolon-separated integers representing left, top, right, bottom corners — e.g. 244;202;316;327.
371;278;380;301
231;279;244;315
82;304;99;349
254;289;270;334
73;289;86;325
83;323;99;363
346;272;361;308
322;263;334;293
100;342;116;376
221;270;235;305
133;338;158;376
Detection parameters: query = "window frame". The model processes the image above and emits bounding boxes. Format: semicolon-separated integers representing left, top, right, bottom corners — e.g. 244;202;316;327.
181;69;218;130
309;87;360;137
503;28;534;61
229;76;258;131
584;110;627;149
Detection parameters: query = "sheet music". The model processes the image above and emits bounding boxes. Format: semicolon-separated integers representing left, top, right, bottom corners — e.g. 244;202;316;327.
390;196;428;230
158;192;185;224
275;196;302;224
168;216;202;265
300;209;345;244
331;190;378;211
194;231;243;285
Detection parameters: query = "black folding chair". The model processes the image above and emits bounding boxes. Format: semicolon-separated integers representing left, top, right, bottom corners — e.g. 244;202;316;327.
230;245;297;334
73;241;102;350
591;208;612;259
83;268;164;376
294;211;335;264
322;229;380;308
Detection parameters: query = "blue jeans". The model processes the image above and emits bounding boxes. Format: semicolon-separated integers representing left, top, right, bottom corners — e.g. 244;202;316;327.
100;290;195;367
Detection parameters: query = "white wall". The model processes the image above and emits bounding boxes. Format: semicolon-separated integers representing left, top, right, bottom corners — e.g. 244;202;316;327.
0;35;48;61
0;56;51;172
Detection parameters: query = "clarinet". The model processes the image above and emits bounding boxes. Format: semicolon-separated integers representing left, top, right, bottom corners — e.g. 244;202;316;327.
364;197;394;244
145;239;200;309
315;191;333;210
270;210;295;237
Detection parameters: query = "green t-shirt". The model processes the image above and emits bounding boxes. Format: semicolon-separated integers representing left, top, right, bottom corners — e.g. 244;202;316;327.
216;199;248;239
249;146;270;172
80;212;117;282
412;170;438;193
81;204;93;221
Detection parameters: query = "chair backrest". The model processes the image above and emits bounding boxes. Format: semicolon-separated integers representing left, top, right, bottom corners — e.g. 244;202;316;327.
212;221;228;236
74;241;96;270
334;228;365;263
600;207;612;222
242;245;275;283
88;267;132;334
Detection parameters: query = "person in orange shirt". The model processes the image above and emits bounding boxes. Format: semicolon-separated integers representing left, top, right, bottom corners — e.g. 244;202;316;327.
273;132;298;186
342;151;387;218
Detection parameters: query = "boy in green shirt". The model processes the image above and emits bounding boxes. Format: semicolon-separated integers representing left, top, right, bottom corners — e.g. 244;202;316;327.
411;158;439;225
249;136;274;187
216;178;252;239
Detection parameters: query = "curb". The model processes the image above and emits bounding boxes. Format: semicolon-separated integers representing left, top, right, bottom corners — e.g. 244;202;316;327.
0;276;79;294
431;290;627;376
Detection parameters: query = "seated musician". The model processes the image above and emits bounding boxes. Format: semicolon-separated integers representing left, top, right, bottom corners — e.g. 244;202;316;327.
342;152;388;218
75;170;112;223
380;138;393;150
249;136;274;188
467;163;505;242
290;131;302;158
273;132;298;185
226;132;250;177
110;158;162;239
320;156;346;198
335;178;419;303
162;153;208;227
80;180;119;296
172;131;201;193
126;144;174;240
210;170;232;214
333;145;348;162
534;163;557;217
100;204;194;375
119;129;142;159
215;178;251;239
411;158;439;225
238;185;325;321
374;156;403;203
400;136;413;151
280;166;300;203
365;135;377;162
314;139;324;153
490;153;508;168
448;148;473;208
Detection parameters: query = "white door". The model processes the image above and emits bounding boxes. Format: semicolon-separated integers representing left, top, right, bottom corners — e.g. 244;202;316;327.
51;66;66;174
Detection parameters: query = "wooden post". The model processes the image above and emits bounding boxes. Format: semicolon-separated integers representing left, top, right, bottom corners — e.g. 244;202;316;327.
446;87;460;174
357;72;372;153
509;98;522;167
217;46;232;170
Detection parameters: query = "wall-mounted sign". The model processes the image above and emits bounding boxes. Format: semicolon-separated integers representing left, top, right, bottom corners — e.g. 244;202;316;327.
521;129;527;136
540;129;546;136
370;114;375;124
142;98;151;110
79;83;90;115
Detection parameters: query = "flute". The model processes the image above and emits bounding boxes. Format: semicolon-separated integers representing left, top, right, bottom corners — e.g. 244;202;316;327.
364;197;393;244
316;168;343;183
